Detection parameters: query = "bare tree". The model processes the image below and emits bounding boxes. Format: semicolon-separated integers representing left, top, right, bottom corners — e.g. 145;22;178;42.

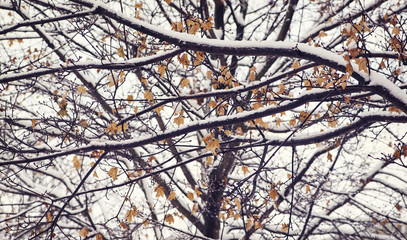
1;0;407;239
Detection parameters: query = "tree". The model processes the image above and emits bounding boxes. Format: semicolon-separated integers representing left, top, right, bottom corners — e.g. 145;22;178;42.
1;0;407;239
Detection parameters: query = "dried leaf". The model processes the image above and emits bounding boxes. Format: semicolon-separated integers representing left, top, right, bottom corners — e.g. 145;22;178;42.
165;214;174;224
144;90;154;103
108;167;118;181
241;166;249;175
174;115;184;126
31;119;37;131
78;227;89;237
96;233;103;240
291;60;300;69
73;156;81;171
157;64;166;78
117;47;125;58
269;189;278;200
191;202;198;215
155;185;165;198
168;192;176;201
187;192;194;201
77;86;86;95
180;78;190;88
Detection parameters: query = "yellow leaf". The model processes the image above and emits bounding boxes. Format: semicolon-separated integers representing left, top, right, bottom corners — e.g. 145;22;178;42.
157;64;167;78
117;47;125;58
77;86;86;94
155;185;165;198
108;167;118;181
73;156;81;171
31;119;37;131
289;119;296;127
269;189;278;200
187;192;194;201
291;60;300;69
191;202;198;215
180;78;190;88
96;233;103;240
174;115;184;126
78;227;89;237
168;192;176;201
224;129;231;136
144;90;154;103
134;106;139;115
241;166;249;175
165;214;174;224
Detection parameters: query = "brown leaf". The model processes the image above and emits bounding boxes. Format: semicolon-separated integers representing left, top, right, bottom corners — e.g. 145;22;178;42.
78;227;89;237
107;167;118;181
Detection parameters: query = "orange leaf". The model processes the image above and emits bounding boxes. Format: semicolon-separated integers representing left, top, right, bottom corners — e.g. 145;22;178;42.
108;167;118;181
96;233;103;240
